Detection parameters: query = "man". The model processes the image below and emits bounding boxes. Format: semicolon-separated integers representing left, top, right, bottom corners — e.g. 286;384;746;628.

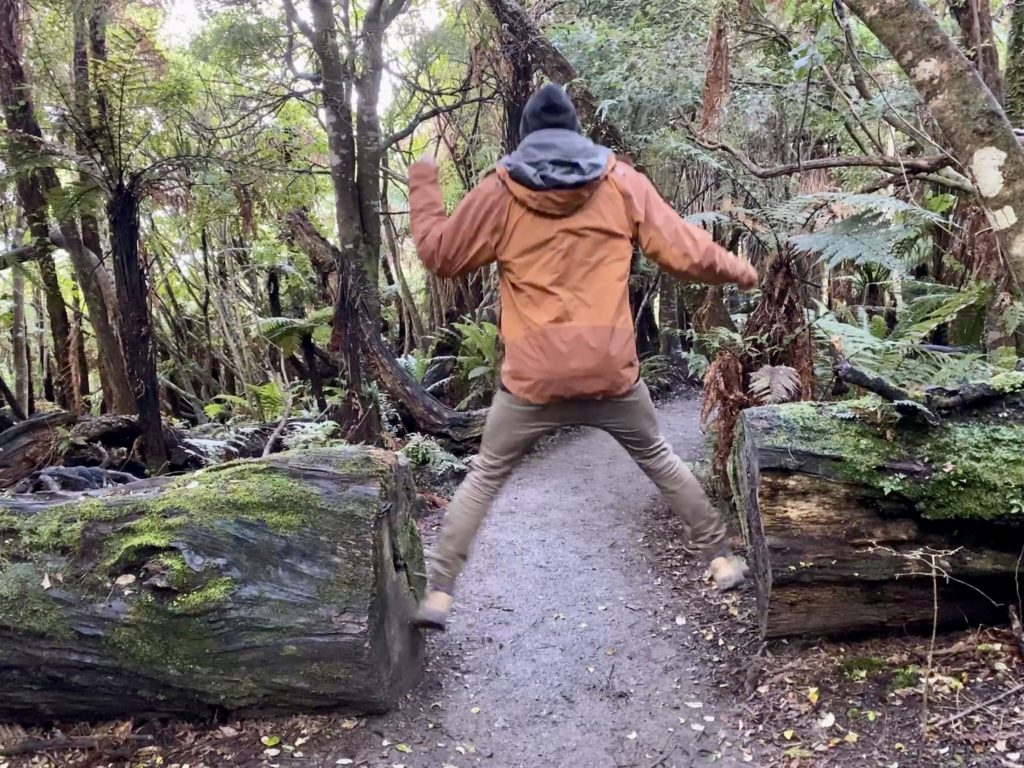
408;84;757;631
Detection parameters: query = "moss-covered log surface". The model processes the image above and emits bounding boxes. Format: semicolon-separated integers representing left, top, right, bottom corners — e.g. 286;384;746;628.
731;395;1024;640
0;447;425;724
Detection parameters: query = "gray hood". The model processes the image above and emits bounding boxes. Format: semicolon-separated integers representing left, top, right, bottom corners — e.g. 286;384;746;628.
499;129;612;191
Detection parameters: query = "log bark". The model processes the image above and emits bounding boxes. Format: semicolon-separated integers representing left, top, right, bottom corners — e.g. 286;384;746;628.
843;0;1024;290
730;397;1024;640
0;447;425;723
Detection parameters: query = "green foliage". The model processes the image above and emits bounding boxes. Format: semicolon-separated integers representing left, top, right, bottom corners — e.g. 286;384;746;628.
451;318;501;410
400;434;466;475
811;280;995;391
283;421;344;451
258;309;333;357
640;354;672;392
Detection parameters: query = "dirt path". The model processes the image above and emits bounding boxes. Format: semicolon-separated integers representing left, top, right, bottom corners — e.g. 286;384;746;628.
327;395;753;768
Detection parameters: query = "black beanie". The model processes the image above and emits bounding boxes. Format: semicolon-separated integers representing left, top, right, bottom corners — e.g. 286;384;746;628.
519;83;583;138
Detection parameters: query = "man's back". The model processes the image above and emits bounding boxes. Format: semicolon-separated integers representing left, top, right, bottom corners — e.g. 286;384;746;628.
409;85;756;405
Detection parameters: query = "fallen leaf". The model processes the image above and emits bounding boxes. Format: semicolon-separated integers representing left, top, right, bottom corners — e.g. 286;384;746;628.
340;719;359;731
115;574;136;587
807;687;820;705
845;731;859;744
294;736;309;747
263;749;281;758
783;730;795;741
217;726;239;738
817;712;836;729
261;736;281;747
684;701;704;709
392;743;412;754
41;573;51;590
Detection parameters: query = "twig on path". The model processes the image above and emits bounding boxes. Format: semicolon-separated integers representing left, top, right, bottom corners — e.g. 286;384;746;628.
0;734;154;757
931;682;1024;729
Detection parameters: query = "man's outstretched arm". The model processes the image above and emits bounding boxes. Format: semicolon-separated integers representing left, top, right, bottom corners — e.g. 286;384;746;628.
613;164;758;289
409;159;508;278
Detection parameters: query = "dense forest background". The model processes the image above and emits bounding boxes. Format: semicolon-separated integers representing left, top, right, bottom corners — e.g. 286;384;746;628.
1;0;1023;479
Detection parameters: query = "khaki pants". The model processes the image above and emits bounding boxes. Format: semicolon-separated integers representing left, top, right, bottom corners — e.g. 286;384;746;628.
429;381;729;594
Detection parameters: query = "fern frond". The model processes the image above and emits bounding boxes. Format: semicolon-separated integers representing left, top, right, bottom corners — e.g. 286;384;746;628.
748;365;801;404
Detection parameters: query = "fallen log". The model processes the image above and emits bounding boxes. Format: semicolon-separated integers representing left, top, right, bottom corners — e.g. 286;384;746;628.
730;396;1024;639
0;447;425;723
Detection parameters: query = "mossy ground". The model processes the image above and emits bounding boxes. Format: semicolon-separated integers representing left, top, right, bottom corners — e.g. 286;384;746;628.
746;396;1024;521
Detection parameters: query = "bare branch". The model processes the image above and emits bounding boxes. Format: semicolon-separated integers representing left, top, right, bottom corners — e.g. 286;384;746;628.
693;135;949;179
383;95;491;149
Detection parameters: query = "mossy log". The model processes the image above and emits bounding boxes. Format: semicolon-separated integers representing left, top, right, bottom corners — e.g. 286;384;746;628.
0;447;425;723
730;398;1024;640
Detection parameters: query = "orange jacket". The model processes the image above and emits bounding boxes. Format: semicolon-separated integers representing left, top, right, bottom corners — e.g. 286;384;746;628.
409;155;756;404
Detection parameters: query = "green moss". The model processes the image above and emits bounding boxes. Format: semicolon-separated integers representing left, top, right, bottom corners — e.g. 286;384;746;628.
0;563;71;638
889;665;921;691
841;655;887;681
170;577;235;614
749;397;1024;521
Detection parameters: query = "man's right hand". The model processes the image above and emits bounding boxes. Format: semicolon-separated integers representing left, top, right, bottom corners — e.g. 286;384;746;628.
737;264;758;290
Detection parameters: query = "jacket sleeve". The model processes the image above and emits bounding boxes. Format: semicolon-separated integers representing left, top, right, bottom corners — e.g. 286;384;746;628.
408;161;505;279
615;165;757;287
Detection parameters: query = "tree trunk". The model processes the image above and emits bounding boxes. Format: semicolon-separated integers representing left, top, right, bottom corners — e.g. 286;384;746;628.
0;448;424;723
658;277;682;359
11;265;29;415
482;0;630;154
730;400;1024;639
108;182;167;472
1007;0;1024;126
285;211;485;440
950;0;1003;103
843;0;1024;290
0;0;74;412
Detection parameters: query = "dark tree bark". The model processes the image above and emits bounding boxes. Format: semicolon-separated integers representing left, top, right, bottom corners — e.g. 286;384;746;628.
0;1;73;410
843;0;1024;290
950;0;1003;103
11;265;29;415
482;0;630;155
1007;0;1024;126
108;182;167;472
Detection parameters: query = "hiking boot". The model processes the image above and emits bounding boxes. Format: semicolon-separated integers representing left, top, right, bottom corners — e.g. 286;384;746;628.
412;591;453;632
708;555;749;591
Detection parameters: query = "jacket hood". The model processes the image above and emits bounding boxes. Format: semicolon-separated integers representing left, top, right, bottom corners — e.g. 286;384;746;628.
498;129;614;217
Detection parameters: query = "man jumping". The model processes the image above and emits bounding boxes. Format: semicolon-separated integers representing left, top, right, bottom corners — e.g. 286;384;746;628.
408;84;757;631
